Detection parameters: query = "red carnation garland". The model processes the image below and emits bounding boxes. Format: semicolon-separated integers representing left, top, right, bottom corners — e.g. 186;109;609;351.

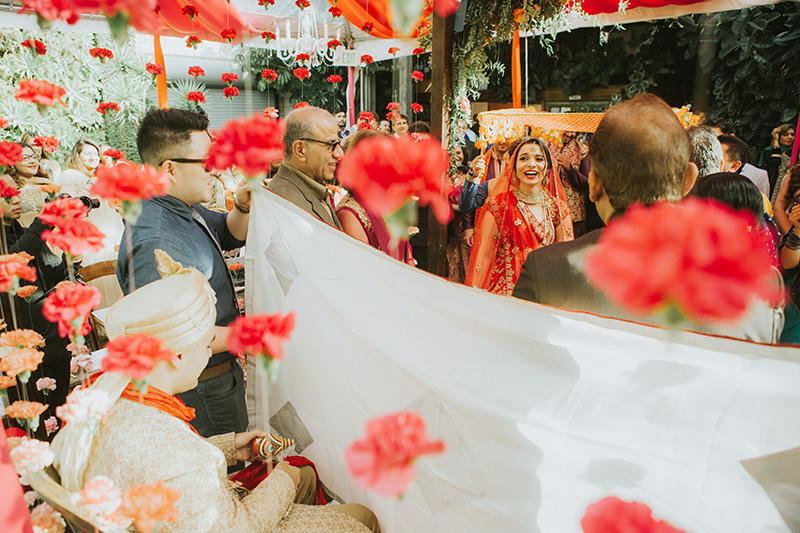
207;113;285;178
261;69;277;82
327;74;342;85
221;72;238;85
187;66;205;79
293;67;310;81
33;136;58;154
294;101;310;109
221;28;236;43
181;5;198;19
89;47;114;61
103;148;125;163
223;87;239;99
91;163;170;223
42;282;102;343
262;31;276;43
227;311;295;381
411;103;423;114
186;36;202;49
411;70;424;82
327;39;341;49
97;101;120;115
101;334;177;392
186;91;205;104
388;46;399;56
145;63;164;78
329;5;342;17
21;39;47;56
360;54;374;65
15;79;66;113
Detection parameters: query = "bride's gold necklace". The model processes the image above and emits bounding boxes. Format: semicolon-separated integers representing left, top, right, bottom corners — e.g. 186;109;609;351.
514;188;548;205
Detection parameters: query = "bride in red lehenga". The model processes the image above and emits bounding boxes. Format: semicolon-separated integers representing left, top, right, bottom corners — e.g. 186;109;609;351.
465;137;574;295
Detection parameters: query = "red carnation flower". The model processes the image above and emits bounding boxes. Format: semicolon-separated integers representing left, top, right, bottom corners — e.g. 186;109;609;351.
38;197;87;228
337;135;453;224
97;102;120;115
346;411;445;497
207;112;285;178
186;36;202;49
262;31;276;42
43;219;105;257
181;5;198;19
0;180;21;198
186;91;205;104
261;69;277;82
293;67;310;81
15;79;66;109
227;312;295;361
21;39;47;55
411;103;423;113
295;0;309;8
258;0;275;7
223;87;239;99
586;198;783;326
412;47;424;55
187;66;205;78
357;122;372;130
0;255;37;293
329;5;342;17
89;47;114;61
386;111;400;122
296;53;310;63
294;101;310;109
388;46;399;56
221;72;238;84
91;162;170;202
327;39;341;49
411;70;424;82
0;117;9;129
220;28;236;43
387;102;400;111
33;136;58;154
360;54;373;65
103;148;124;161
327;74;342;84
20;0;80;25
42;282;102;340
101;334;176;381
582;496;686;533
433;0;461;17
361;22;373;33
145;63;164;77
357;111;374;123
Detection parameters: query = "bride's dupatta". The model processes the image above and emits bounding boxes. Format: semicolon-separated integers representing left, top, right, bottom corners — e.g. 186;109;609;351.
465;139;571;293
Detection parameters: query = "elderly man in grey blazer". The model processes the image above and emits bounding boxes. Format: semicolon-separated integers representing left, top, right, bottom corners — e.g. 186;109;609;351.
267;106;343;229
513;93;783;343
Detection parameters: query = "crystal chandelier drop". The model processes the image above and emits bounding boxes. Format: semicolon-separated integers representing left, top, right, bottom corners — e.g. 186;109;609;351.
275;7;339;68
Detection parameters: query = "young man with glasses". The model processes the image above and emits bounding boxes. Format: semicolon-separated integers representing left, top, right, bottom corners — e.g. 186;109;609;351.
267;106;345;229
116;107;252;438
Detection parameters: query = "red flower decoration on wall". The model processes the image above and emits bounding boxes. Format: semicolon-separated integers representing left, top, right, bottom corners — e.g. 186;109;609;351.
361;22;373;33
145;63;164;77
586;198;782;326
181;5;198;19
261;69;277;82
337;135;453;223
360;54;373;65
329;5;342;17
293;67;310;81
21;39;47;55
411;70;424;82
206;112;286;178
327;74;342;84
186;36;202;49
42;282;101;341
0;142;22;167
220;28;236;43
412;47;424;55
33;136;58;154
187;66;205;78
101;334;176;381
411;103;423;113
346;411;445;497
186;91;205;104
388;47;399;56
294;102;310;109
223;87;239;99
582;496;686;533
327;39;341;49
221;72;238;85
262;31;276;42
97;102;120;115
91;163;170;202
15;79;66;108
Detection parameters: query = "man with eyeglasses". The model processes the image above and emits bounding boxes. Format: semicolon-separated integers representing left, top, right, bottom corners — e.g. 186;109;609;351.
117;107;252;438
267;106;344;229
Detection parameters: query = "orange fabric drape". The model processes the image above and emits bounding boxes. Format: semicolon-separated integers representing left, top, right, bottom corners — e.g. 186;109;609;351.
512;31;521;109
155;0;258;43
154;36;169;109
328;0;428;39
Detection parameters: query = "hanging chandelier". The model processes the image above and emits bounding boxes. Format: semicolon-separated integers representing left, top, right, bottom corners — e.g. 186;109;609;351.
275;7;339;68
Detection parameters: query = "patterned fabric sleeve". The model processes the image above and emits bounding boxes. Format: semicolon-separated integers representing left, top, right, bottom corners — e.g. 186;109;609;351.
554;198;574;242
206;433;237;466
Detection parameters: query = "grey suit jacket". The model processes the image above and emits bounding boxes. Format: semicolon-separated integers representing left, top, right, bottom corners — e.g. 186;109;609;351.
513;228;784;343
266;164;342;229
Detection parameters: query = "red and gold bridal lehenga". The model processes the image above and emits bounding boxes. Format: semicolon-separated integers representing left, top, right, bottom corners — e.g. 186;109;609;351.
465;143;574;296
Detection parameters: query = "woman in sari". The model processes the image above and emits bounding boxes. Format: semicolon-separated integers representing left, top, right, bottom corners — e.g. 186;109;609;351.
465;137;574;296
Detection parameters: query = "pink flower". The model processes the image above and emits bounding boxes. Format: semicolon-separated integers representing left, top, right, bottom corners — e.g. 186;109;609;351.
10;438;53;482
185;36;202;48
411;70;424;82
67;342;90;357
221;72;238;84
346;411;445;497
91;163;169;202
187;66;205;78
72;475;123;521
227;312;295;360
30;502;66;532
586;199;782;326
56;387;112;425
44;416;58;436
360;54;373;65
15;79;66;108
261;68;277;82
293;67;310;81
42;282;102;339
337;135;453;223
262;31;276;42
223;86;239;99
327;39;341;49
33;136;58;154
43;219;106;256
89;47;113;61
206;113;285;178
411;103;423;113
121;481;181;533
97;102;120;115
0;141;23;167
327;74;342;84
329;5;342;17
36;377;56;391
220;28;237;43
581;496;686;533
101;334;176;380
263;107;279;118
294;101;309;109
186;91;205;104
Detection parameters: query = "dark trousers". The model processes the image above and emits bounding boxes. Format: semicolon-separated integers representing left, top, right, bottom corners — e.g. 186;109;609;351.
177;361;248;438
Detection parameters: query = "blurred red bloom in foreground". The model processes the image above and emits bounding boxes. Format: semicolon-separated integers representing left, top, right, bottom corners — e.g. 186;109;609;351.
586;198;782;326
206;113;286;178
39;197;87;227
145;63;164;77
43;219;105;256
346;411;445;497
581;496;686;533
97;102;120;115
0;254;37;293
42;282;101;339
15;79;66;107
121;481;181;533
91;163;169;202
293;68;310;81
227;311;295;361
33;136;58;153
101;334;176;380
21;39;47;55
0;141;23;167
186;91;205;104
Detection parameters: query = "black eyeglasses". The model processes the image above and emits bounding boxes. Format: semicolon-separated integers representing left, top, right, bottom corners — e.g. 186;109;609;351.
300;138;341;151
159;158;206;167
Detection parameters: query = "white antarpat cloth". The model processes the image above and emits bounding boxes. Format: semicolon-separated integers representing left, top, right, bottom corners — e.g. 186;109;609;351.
246;187;800;533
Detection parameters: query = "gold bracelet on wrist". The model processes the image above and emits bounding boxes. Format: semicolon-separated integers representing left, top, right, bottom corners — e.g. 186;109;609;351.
234;202;250;214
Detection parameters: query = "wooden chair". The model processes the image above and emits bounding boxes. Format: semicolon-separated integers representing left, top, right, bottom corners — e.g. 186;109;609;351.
78;260;119;351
